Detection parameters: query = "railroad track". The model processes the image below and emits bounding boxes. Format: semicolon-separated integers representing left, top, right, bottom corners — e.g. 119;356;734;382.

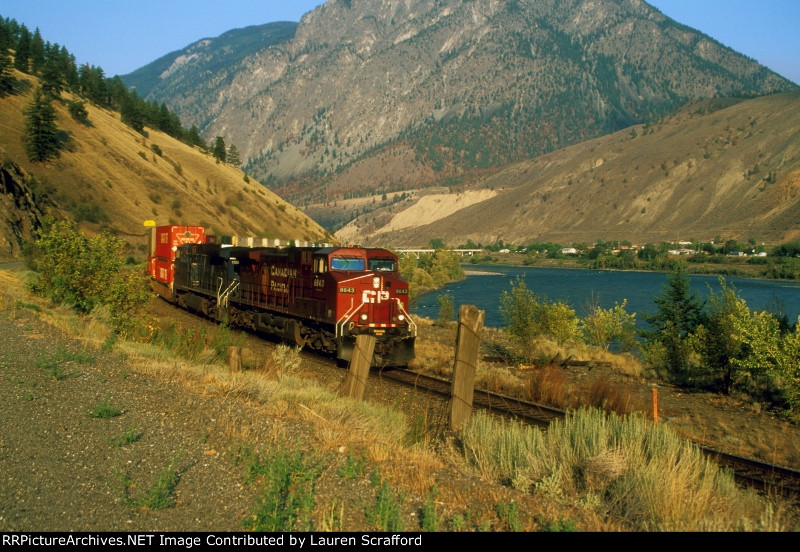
378;367;800;501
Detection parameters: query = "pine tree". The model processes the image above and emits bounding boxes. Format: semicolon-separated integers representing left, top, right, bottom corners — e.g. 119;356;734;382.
212;136;227;162
187;126;206;149
23;87;60;162
227;143;241;167
29;27;45;74
39;58;63;98
641;263;706;379
0;51;14;96
14;24;31;72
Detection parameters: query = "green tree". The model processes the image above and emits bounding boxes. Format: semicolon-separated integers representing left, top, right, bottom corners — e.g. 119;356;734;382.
39;57;64;98
730;311;800;416
227;143;241;167
436;294;454;327
397;253;434;305
429;238;445;250
119;90;144;133
499;275;541;361
581;298;637;351
13;24;31;72
545;301;580;346
0;50;14;96
428;249;464;288
68;99;89;124
212;136;227;162
692;279;750;393
23;86;60;162
29;27;44;73
641;264;706;381
187;125;206;149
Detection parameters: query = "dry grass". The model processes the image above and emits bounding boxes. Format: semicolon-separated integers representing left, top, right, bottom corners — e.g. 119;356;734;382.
460;408;793;531
523;365;570;408
584;379;635;415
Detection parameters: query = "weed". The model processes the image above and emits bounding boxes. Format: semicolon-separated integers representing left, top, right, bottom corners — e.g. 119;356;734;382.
108;425;141;447
319;499;345;532
404;414;430;446
24;392;34;401
140;457;182;509
271;343;303;379
365;476;405;532
536;515;578;532
420;486;441;532
449;513;466;531
241;445;324;532
116;452;183;509
87;396;123;418
338;450;368;479
101;333;118;352
496;502;523;531
15;300;41;312
36;346;93;380
208;321;246;361
585;378;633;415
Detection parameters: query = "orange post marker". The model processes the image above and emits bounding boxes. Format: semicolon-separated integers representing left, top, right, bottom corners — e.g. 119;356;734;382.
652;387;659;423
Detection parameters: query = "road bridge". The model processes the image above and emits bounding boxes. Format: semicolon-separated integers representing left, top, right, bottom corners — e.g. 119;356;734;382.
395;249;482;259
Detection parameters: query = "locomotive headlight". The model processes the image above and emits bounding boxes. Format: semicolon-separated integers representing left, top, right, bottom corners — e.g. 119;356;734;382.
397;314;405;322
372;277;380;289
360;313;368;321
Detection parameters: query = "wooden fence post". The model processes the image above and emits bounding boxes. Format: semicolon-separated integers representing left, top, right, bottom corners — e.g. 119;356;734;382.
652;387;659;423
448;305;485;431
227;346;242;372
341;334;375;401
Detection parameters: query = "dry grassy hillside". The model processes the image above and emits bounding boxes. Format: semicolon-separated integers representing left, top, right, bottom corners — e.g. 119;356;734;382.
0;69;334;260
332;93;800;248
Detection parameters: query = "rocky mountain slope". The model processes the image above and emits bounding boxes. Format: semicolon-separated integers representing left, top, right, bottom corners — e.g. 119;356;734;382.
0;69;333;261
123;0;796;214
332;92;800;247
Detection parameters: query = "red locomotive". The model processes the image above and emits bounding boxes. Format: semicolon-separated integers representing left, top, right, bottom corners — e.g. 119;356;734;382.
146;224;416;367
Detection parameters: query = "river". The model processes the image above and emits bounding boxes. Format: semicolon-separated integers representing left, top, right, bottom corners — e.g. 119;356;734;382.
411;265;800;329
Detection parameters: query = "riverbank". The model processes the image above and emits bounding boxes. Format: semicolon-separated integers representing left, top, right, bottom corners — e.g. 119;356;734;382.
465;252;790;281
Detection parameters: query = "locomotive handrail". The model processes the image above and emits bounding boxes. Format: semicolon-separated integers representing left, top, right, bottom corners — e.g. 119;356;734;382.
217;276;240;309
335;298;361;339
395;298;418;337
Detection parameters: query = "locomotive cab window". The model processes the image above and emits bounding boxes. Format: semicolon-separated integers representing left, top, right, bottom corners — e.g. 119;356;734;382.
330;257;365;271
368;259;396;272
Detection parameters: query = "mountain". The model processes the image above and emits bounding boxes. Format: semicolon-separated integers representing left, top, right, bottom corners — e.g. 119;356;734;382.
122;0;797;224
332;92;800;247
122;21;298;109
0;68;333;261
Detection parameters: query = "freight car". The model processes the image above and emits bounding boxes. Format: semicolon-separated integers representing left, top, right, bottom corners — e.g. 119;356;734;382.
146;223;417;367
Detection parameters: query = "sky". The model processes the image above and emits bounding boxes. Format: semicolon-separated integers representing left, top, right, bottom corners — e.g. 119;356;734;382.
1;0;798;84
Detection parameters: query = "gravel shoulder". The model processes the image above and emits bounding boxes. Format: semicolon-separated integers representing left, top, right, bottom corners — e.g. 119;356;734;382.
0;307;268;532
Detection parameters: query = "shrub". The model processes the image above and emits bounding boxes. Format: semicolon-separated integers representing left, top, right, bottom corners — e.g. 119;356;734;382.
582;299;637;351
28;218;152;334
436;294;454;326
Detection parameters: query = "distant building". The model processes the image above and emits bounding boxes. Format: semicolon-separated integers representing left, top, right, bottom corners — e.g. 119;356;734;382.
562;247;578;255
